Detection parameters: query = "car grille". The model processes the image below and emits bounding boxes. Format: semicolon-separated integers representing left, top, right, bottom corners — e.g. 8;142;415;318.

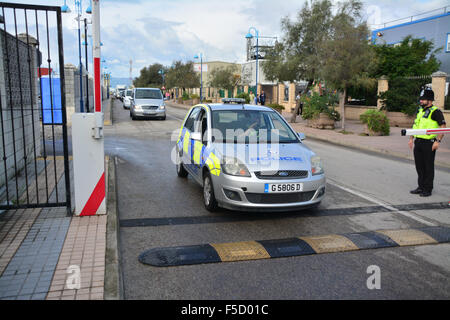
254;170;309;180
245;191;316;204
142;106;159;110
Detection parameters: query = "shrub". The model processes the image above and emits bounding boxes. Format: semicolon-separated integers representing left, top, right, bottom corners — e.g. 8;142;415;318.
378;77;430;116
236;92;250;104
190;93;200;99
182;92;190;100
267;103;285;113
360;109;390;136
301;92;340;121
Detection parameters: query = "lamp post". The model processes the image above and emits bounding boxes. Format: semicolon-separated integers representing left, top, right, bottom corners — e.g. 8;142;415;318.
194;53;203;102
245;27;259;99
82;17;91;112
158;69;165;89
61;0;92;113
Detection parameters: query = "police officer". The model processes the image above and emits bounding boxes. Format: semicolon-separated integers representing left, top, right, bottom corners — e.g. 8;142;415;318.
409;88;446;197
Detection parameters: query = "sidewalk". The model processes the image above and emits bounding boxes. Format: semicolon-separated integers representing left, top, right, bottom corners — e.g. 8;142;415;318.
282;112;450;169
0;156;115;300
0;96;118;300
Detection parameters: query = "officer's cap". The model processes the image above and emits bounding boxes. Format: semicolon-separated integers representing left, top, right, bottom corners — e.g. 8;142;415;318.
419;88;434;101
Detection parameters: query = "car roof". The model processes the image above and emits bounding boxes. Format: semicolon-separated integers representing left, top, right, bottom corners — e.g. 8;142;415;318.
134;87;161;90
204;103;274;112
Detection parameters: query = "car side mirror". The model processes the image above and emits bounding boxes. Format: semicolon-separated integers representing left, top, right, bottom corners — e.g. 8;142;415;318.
191;132;202;141
297;132;306;141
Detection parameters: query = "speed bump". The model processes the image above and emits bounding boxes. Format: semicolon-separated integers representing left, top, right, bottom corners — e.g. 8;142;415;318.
299;234;359;253
139;226;450;267
377;229;438;246
211;241;270;262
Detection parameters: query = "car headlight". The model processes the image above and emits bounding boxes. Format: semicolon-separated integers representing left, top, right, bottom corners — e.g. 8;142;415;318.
311;156;324;175
222;157;251;177
159;104;165;110
135;105;142;110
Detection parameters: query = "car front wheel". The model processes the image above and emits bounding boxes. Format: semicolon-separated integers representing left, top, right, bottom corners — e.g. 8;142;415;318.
203;172;218;212
176;153;188;178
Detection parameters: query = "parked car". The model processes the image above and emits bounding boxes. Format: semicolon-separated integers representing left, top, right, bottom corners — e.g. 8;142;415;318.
123;89;133;109
130;88;166;120
175;98;326;212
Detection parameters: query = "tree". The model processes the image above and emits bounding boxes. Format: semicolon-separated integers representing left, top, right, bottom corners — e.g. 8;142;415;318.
262;0;333;85
209;66;240;91
262;0;334;122
319;0;374;130
165;60;200;92
373;36;441;115
371;36;441;79
133;63;165;88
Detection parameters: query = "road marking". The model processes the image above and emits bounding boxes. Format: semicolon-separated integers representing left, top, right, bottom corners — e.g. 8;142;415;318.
119;202;449;228
139;226;450;267
326;178;437;227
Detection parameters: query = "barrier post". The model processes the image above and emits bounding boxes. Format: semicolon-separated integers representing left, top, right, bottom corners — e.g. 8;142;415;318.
72;0;106;216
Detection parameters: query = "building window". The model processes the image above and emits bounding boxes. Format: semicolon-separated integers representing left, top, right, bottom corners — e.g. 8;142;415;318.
446;33;450;53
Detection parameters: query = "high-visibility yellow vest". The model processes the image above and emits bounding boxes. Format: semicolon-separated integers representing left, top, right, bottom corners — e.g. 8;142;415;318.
413;106;439;140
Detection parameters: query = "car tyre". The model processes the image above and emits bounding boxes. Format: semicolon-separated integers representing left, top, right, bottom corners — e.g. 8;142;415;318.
176;154;188;178
203;172;218;212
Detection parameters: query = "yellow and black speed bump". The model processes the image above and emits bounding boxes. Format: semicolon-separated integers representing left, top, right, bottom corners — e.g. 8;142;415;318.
139;226;450;267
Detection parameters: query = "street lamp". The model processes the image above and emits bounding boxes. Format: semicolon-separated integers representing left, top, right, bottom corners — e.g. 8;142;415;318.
194;53;203;102
245;27;259;99
61;0;92;113
158;69;165;89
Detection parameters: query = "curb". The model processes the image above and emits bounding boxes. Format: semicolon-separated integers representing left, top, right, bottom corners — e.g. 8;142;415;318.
104;156;123;300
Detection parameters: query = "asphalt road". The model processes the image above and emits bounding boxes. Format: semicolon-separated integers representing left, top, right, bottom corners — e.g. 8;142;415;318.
105;99;450;299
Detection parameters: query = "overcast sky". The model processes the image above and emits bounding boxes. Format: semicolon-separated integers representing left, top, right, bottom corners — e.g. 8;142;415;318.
3;0;450;78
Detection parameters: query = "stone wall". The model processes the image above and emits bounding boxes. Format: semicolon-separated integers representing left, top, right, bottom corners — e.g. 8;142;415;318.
0;31;41;189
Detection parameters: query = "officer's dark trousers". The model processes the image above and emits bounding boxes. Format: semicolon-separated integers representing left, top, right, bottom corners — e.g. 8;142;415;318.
414;139;436;192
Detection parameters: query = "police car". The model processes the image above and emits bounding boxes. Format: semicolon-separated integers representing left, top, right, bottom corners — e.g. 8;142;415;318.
175;98;326;212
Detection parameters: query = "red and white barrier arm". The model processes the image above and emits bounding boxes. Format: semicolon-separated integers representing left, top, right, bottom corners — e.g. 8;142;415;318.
401;128;450;136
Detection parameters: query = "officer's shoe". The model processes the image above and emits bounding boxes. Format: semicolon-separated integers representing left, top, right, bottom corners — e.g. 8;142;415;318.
410;188;423;194
420;191;432;197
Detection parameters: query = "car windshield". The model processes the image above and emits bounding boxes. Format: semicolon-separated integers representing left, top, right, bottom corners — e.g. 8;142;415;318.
135;89;162;100
211;110;299;144
126;90;132;96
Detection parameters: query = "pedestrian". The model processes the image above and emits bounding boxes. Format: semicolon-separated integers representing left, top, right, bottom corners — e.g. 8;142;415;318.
295;92;303;116
171;91;174;100
408;88;446;197
165;91;170;100
249;91;255;105
259;90;266;106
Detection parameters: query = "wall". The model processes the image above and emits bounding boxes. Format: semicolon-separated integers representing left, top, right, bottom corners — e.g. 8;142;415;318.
372;13;450;75
65;64;107;123
0;31;41;189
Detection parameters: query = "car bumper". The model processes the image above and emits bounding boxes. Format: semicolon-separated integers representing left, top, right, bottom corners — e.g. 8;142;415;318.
212;173;326;212
133;109;166;117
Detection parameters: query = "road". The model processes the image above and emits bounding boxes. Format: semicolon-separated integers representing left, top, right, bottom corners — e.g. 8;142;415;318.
104;99;450;299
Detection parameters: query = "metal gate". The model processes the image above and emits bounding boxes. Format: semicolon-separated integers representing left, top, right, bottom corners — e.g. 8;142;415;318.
0;3;71;214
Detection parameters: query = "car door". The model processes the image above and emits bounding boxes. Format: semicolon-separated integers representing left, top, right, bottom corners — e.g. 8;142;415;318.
191;108;209;180
180;107;201;174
